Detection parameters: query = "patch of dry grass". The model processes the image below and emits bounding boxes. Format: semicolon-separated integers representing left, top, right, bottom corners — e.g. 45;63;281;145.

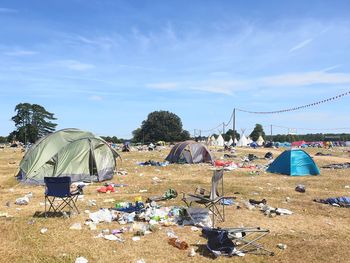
0;147;350;263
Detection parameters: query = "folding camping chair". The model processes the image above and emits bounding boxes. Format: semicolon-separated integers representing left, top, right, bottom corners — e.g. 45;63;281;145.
44;177;83;217
182;169;229;226
202;227;274;257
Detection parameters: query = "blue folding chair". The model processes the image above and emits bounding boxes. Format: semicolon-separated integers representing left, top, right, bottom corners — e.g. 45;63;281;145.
44;177;83;217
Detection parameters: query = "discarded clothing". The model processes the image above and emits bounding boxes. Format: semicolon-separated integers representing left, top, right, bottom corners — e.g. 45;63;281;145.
97;185;115;193
215;160;237;167
202;227;235;256
314;196;350;207
315;152;332;156
322;163;350;169
223;154;236;158
114;202;145;213
138;160;169;167
249;199;267;205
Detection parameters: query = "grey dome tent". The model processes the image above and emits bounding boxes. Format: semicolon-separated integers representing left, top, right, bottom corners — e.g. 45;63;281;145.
17;128;120;184
165;140;214;164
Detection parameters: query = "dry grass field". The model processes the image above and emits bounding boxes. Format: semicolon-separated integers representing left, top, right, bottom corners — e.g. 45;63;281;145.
0;146;349;263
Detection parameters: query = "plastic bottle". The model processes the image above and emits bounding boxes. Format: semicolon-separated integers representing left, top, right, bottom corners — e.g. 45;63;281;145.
168;238;189;250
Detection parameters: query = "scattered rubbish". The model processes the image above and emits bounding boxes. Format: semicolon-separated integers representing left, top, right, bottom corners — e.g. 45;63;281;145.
167;229;178;238
315;152;332;156
103;198;116;203
15;193;32;205
40;228;48;234
186;207;212;227
117;170;128;175
275;208;293;215
264;152;273;159
322;163;350;169
85;221;97;230
277;243;287;250
168;238;189;250
135;259;145;263
244;201;255;211
102;229;110;235
132;236;141;241
191;226;200;232
345;185;350;189
261;205;293;216
147;188;178;202
220;198;234;205
139;189;148;193
70;223;82;230
104;234;121;241
115;201;144;213
295;184;306;193
75;256;88;263
138;160;169;166
89;209;114;223
188;248;196;257
0;212;11;218
249;199;267;205
87;200;97;206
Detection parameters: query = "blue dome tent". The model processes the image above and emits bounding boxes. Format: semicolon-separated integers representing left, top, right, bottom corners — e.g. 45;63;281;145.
267;149;320;176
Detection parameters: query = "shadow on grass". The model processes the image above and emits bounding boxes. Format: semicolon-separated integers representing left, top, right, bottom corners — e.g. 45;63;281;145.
33;211;70;218
192;244;217;259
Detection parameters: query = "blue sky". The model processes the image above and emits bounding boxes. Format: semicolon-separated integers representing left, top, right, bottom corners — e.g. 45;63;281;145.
1;0;350;138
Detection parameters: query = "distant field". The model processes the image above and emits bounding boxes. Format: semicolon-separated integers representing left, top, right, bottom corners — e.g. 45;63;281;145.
0;146;349;263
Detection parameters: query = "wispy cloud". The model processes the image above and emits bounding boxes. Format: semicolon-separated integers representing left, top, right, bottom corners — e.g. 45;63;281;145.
288;38;313;53
146;82;178;90
0;7;18;14
56;60;95;71
146;71;350;96
190;80;246;95
262;71;350;87
75;35;118;50
88;95;103;101
4;50;38;56
321;64;342;72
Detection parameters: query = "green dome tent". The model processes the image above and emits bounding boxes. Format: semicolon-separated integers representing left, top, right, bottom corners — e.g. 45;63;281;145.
17;128;120;184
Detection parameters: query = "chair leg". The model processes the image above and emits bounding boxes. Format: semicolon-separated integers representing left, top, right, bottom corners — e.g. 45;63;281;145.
72;195;80;214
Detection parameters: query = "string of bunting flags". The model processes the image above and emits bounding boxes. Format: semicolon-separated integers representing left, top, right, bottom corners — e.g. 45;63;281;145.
236;90;350;114
195;90;349;136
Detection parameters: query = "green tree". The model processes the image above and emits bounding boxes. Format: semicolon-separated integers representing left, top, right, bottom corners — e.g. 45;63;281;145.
249;124;265;142
0;136;7;143
132;110;190;143
223;129;240;141
10;103;57;143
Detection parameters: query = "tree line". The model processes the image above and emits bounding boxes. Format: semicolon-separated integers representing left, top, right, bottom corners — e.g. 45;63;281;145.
3;104;350;144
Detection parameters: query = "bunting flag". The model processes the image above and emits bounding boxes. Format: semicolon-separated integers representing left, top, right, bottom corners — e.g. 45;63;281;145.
236;91;350;114
198;91;349;135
